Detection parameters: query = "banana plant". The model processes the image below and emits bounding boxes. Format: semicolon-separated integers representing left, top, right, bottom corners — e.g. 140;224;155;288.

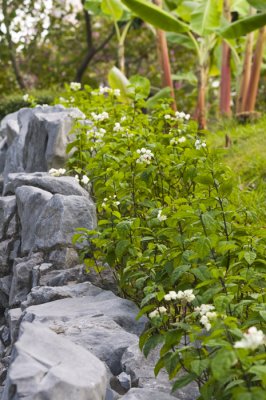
122;0;266;126
85;0;133;74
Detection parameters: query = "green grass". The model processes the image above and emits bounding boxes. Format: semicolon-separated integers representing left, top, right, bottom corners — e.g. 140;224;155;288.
208;115;266;223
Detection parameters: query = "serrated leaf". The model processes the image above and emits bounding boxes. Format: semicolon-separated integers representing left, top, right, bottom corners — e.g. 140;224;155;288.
115;239;130;259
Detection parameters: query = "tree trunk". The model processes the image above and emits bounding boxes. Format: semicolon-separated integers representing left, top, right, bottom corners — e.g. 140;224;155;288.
2;0;26;90
154;0;176;110
236;7;255;113
244;26;266;112
220;0;231;116
196;64;208;130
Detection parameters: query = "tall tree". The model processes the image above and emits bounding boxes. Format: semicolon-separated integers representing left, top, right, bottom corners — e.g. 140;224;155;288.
220;0;231;117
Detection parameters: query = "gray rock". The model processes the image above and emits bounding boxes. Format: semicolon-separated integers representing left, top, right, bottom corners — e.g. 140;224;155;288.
2;106;84;190
9;253;43;306
0;111;19;142
7;308;22;343
16;185;52;254
34;194;96;250
122;388;178;400
21;282;103;309
0;196;16;240
2;322;107;400
122;344;199;400
0;326;10;346
0;137;8;174
0;275;12;296
19;288;147;375
37;264;86;287
47;247;80;269
4;172;90;198
0;239;14;277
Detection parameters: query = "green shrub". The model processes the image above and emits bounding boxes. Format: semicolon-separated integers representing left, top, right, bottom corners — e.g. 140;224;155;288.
0;89;59;120
57;84;266;400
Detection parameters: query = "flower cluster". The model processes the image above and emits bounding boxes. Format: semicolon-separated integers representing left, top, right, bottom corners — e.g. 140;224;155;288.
23;93;29;102
75;175;90;185
149;306;167;319
195;139;207;150
234;327;265;350
70;82;81;91
113;122;123;132
170;136;186;146
157;209;167;222
91;111;109;121
175;111;190;121
136;148;154;165
195;304;217;331
48;168;66;177
102;195;120;208
164;289;195;303
98;86;120;96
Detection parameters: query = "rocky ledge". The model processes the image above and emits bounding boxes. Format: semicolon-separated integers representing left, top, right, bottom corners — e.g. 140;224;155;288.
0;106;199;400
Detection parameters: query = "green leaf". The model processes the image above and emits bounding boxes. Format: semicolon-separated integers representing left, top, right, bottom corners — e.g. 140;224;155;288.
247;0;266;10
121;0;189;33
143;334;164;357
191;359;209;376
244;251;257;265
101;0;124;20
171;71;197;85
108;66;130;100
259;310;266;321
84;0;103;15
219;180;233;197
146;87;172;109
115;239;130;259
171;264;191;284
211;349;237;380
166;32;197;50
172;373;197;391
129;75;150;98
221;13;266;38
190;0;222;36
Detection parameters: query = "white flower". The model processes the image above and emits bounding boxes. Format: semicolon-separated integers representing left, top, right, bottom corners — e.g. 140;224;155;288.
157;209;167;222
164;114;171;120
70;82;81;91
212;80;220;88
120;116;127;122
91;111;109;121
74;175;80;182
136;148;154;165
158;306;167;314
164;290;178;301
99;86;108;94
176;289;195;303
114;89;121;96
59;97;66;103
149;310;159;319
178;136;186;143
114;201;120;206
23;94;29;102
170;138;178;146
234;327;265;350
175;111;190;121
200;315;212;331
164;294;172;301
81;175;90;185
195;139;206;150
195;304;215;316
113;122;123;132
48;168;66;177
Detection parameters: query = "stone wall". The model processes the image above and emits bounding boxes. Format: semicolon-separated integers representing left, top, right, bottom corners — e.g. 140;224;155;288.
0;106;198;400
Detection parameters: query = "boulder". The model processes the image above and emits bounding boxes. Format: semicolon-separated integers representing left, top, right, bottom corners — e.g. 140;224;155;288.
122;388;178;400
2;105;84;190
0;111;19;142
122;344;199;400
9;253;43;307
16;186;52;254
33;263;85;287
4;172;90;198
0;239;14;277
0;196;17;241
34;194;96;250
2;322;107;400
